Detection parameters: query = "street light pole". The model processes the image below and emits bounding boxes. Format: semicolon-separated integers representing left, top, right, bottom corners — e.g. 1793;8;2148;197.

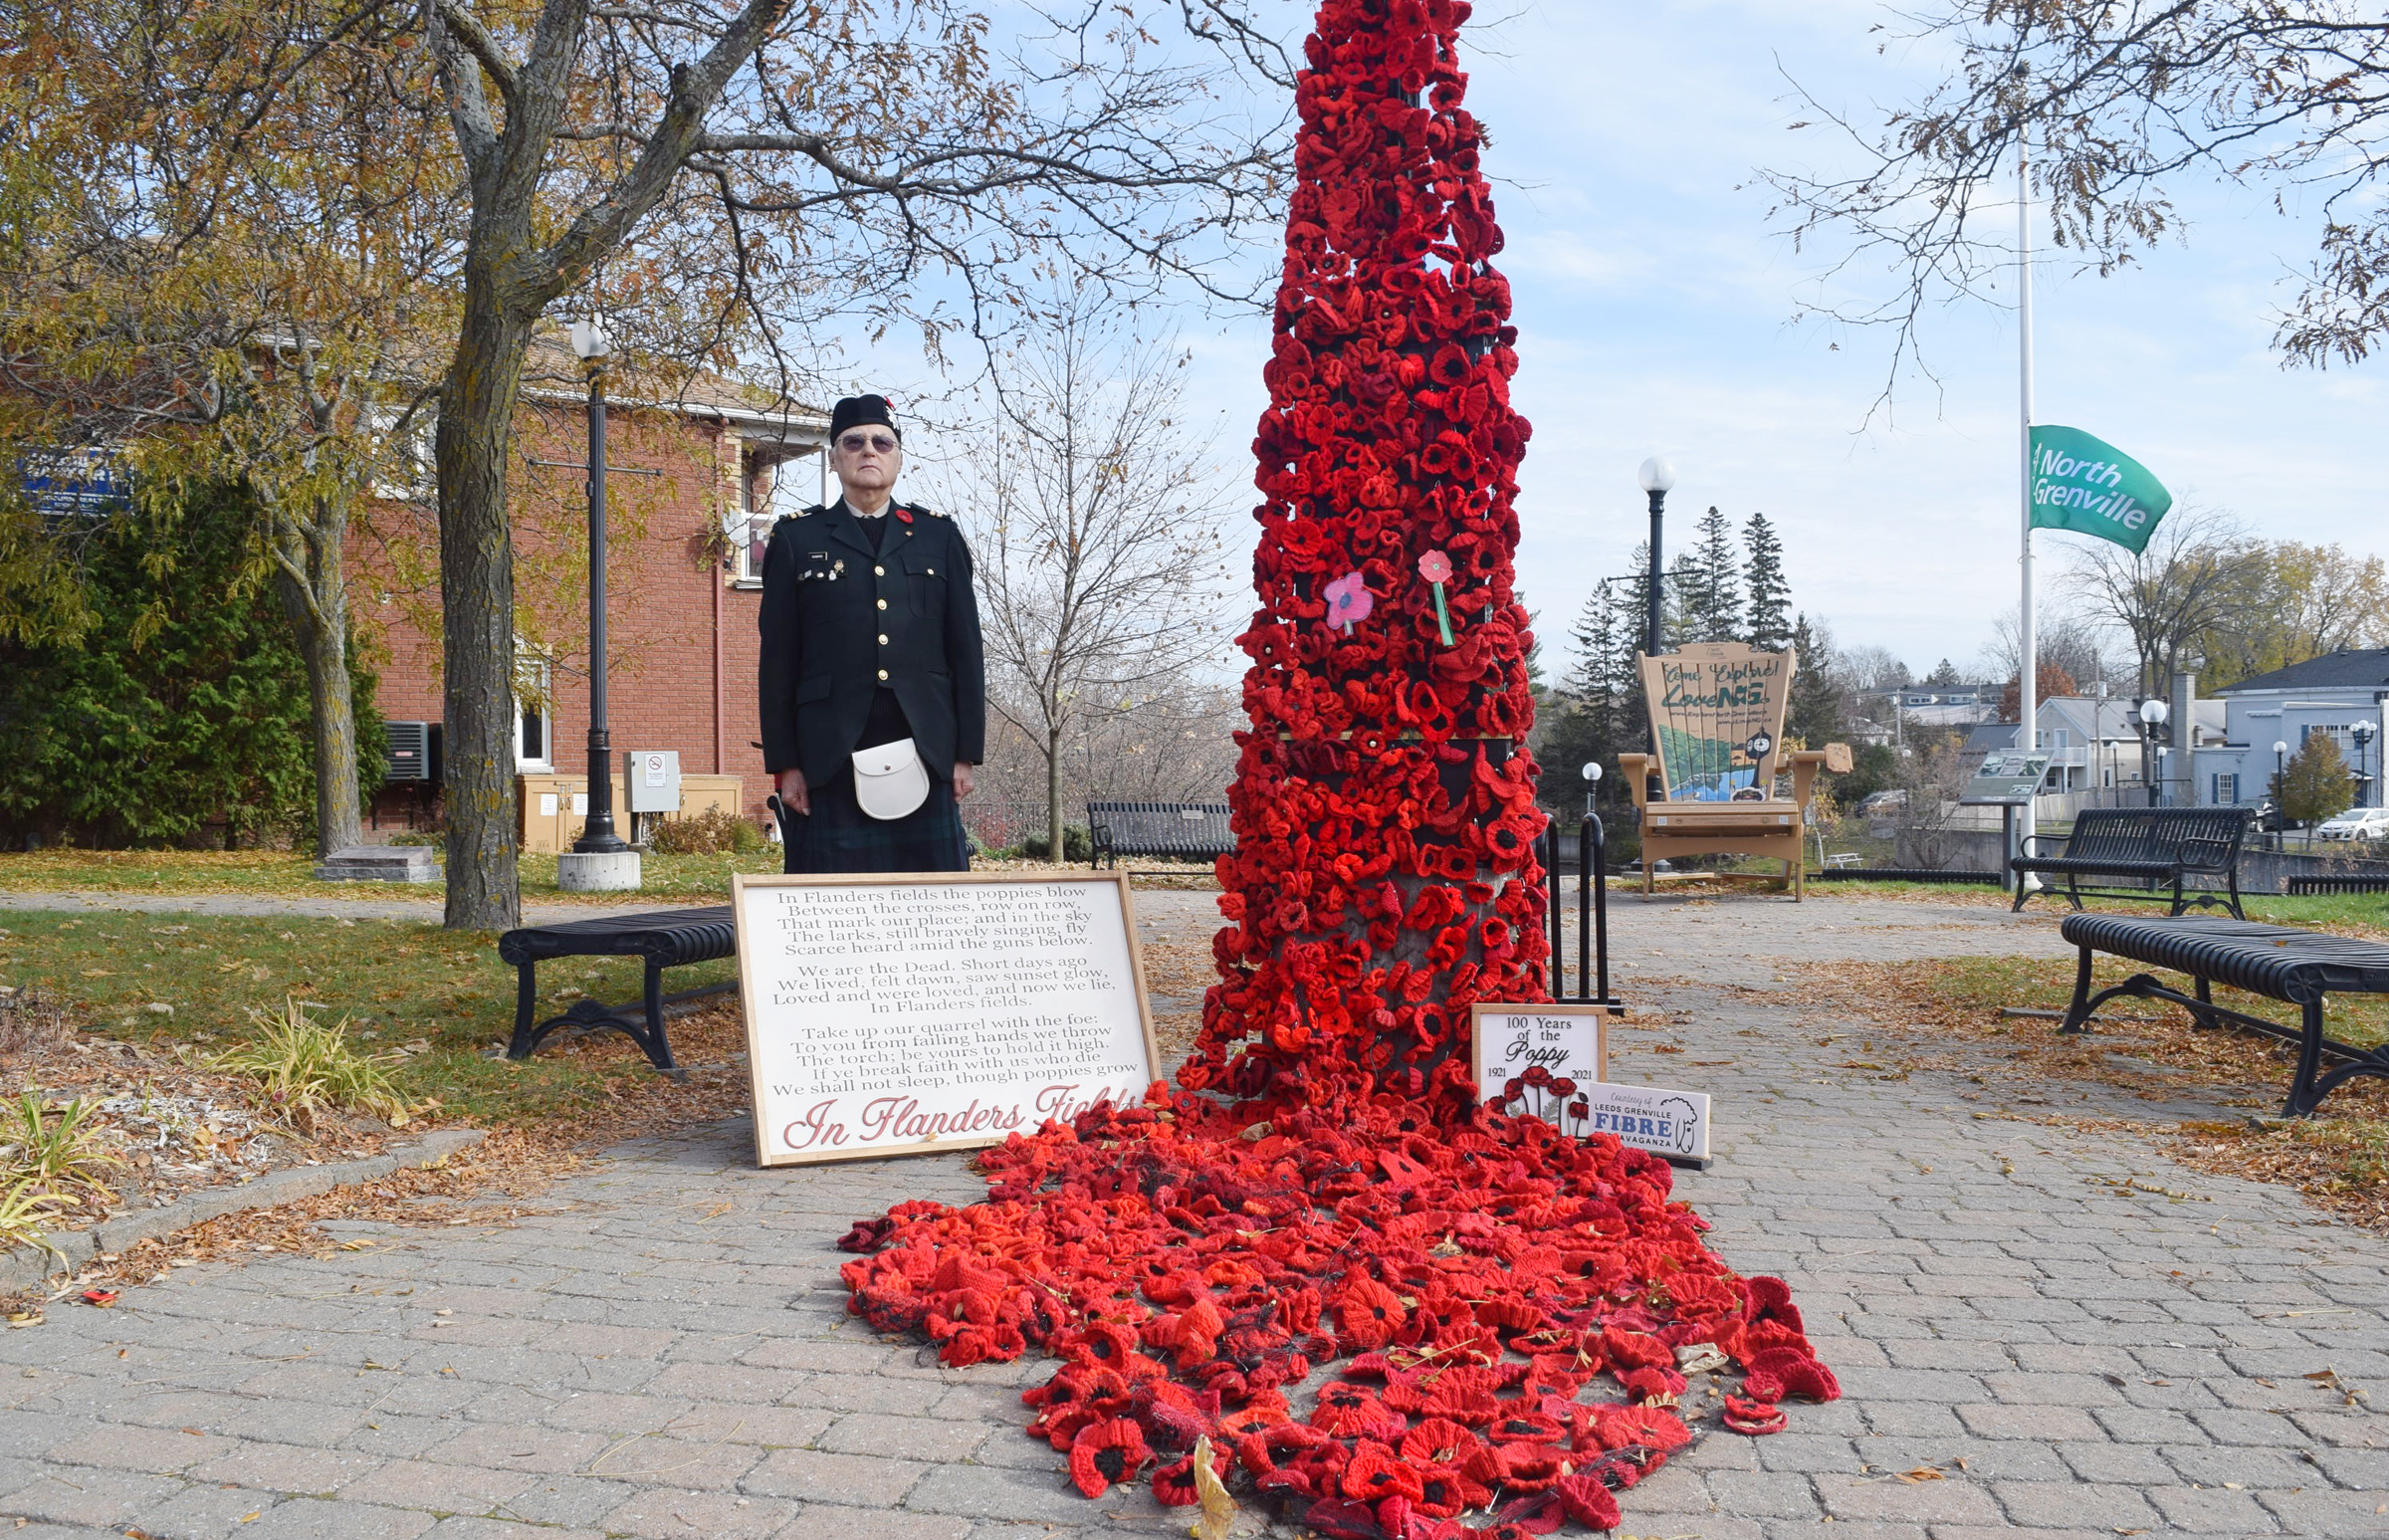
2136;697;2165;807
1635;457;1673;660
557;316;640;892
1634;456;1674;760
2275;739;2289;846
2355;723;2377;809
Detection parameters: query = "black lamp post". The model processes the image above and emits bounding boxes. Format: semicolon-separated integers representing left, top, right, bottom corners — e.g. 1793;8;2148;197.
2137;697;2166;807
2274;739;2290;844
1635;455;1673;661
1634;456;1674;762
2355;722;2377;808
563;316;633;876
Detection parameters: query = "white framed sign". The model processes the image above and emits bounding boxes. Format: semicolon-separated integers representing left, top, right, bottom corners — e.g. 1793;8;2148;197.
731;871;1161;1167
1470;1002;1610;1105
1576;1081;1712;1167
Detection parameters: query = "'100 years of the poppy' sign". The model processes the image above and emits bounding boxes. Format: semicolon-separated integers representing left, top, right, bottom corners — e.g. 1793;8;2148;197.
1470;1002;1714;1167
732;872;1161;1167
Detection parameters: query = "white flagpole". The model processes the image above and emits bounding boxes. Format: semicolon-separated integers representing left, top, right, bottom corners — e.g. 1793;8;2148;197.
2017;128;2039;872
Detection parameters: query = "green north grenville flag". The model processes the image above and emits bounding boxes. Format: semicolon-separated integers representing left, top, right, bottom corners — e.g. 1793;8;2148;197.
2028;424;2173;553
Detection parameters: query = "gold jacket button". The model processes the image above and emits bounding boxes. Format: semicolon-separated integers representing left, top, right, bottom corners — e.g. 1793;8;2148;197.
877;669;889;681
873;565;884;576
876;597;887;610
878;634;889;645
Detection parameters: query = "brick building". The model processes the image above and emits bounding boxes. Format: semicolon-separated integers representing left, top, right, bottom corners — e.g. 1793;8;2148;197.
360;350;826;837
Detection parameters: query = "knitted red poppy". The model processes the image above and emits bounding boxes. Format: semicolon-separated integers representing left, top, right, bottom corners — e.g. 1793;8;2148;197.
1066;1418;1152;1498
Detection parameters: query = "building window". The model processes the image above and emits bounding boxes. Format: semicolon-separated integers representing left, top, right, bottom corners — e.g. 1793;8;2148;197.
369;406;437;501
2214;772;2238;805
516;652;553;771
735;508;774;585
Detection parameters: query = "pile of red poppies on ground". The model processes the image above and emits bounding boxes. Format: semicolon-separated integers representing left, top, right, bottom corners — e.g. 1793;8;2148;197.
842;1081;1840;1537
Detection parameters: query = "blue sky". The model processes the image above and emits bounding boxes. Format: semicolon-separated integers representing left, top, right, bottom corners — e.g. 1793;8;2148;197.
1155;0;2386;678
856;1;2383;680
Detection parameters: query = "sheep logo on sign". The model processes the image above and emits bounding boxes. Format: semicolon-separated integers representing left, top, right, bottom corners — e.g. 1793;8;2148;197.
1659;1095;1700;1158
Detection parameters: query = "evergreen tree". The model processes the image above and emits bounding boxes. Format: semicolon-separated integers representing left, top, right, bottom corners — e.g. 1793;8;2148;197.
1742;512;1792;651
1543;577;1645;815
0;482;385;847
1666;550;1706;647
1563;583;1614;699
1924;658;1964;688
1786;611;1846;748
1676;506;1742;642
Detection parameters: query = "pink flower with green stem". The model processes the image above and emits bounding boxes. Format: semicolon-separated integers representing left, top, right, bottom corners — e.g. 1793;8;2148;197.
1323;571;1373;634
1417;550;1455;645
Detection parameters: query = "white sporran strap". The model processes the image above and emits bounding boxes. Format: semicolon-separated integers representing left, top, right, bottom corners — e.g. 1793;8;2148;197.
851;737;932;821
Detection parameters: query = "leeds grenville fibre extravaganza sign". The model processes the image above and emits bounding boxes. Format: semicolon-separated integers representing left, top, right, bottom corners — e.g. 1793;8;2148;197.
731;872;1161;1167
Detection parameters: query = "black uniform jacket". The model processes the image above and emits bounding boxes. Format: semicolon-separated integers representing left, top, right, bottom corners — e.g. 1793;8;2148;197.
758;498;986;789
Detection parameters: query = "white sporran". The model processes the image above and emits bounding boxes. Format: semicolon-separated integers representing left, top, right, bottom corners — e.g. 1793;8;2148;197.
851;737;932;820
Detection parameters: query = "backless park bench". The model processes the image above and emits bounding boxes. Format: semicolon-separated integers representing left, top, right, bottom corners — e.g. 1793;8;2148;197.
2011;805;2252;918
1087;800;1235;871
2058;913;2389;1117
497;906;739;1073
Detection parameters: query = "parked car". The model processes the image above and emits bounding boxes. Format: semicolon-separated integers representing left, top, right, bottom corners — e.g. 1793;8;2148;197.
2315;806;2389;842
2238;797;2281;833
1853;789;1908;815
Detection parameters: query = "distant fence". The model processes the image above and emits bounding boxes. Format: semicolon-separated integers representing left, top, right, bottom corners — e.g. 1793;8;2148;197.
962;799;1064;853
1892;823;2389;897
2286;874;2389;896
1814;867;2001;886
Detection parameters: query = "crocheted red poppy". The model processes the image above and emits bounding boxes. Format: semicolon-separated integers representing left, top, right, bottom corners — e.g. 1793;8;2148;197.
1067;1418;1151;1498
1340;1438;1425;1503
1723;1395;1788;1435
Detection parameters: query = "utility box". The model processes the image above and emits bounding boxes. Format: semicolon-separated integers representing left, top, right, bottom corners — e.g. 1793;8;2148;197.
384;722;434;782
625;750;683;813
518;771;747;854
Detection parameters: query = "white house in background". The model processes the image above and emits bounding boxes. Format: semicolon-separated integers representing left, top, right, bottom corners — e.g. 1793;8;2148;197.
1961;695;2223;797
2200;649;2389;811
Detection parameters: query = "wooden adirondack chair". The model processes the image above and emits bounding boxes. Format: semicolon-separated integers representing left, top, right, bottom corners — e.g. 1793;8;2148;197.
1616;641;1852;899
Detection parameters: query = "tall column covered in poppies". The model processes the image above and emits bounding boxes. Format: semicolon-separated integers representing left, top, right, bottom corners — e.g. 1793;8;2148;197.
1189;0;1546;1107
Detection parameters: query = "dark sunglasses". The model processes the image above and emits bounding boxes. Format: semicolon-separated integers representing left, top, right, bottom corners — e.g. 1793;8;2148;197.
837;433;898;454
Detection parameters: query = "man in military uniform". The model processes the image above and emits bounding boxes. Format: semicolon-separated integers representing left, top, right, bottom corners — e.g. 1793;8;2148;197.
759;394;985;872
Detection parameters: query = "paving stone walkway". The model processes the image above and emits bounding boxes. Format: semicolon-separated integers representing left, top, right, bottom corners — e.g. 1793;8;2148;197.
4;893;2386;1538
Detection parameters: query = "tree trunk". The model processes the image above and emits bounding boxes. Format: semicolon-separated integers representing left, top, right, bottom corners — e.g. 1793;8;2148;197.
269;498;363;858
1046;726;1064;865
436;278;534;931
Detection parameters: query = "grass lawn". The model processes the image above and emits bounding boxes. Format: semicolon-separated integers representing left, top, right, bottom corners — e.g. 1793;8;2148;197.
1807;877;2389;938
0;909;734;1124
0;847;787;904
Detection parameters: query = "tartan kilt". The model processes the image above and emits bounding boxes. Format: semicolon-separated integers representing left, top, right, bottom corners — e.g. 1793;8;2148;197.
780;769;970;874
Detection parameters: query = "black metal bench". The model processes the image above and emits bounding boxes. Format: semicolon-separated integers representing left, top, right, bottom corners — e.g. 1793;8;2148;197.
2058;914;2389;1117
497;906;739;1073
2013;806;2251;918
1086;800;1234;870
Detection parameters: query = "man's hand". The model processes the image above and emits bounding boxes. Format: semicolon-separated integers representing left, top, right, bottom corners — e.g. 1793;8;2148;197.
953;762;976;800
775;768;809;816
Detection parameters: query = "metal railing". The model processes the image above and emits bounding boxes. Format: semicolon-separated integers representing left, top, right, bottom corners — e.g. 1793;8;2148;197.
1536;819;1621;1007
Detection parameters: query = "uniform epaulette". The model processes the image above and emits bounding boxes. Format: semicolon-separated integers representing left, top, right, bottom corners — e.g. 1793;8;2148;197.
907;502;945;519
